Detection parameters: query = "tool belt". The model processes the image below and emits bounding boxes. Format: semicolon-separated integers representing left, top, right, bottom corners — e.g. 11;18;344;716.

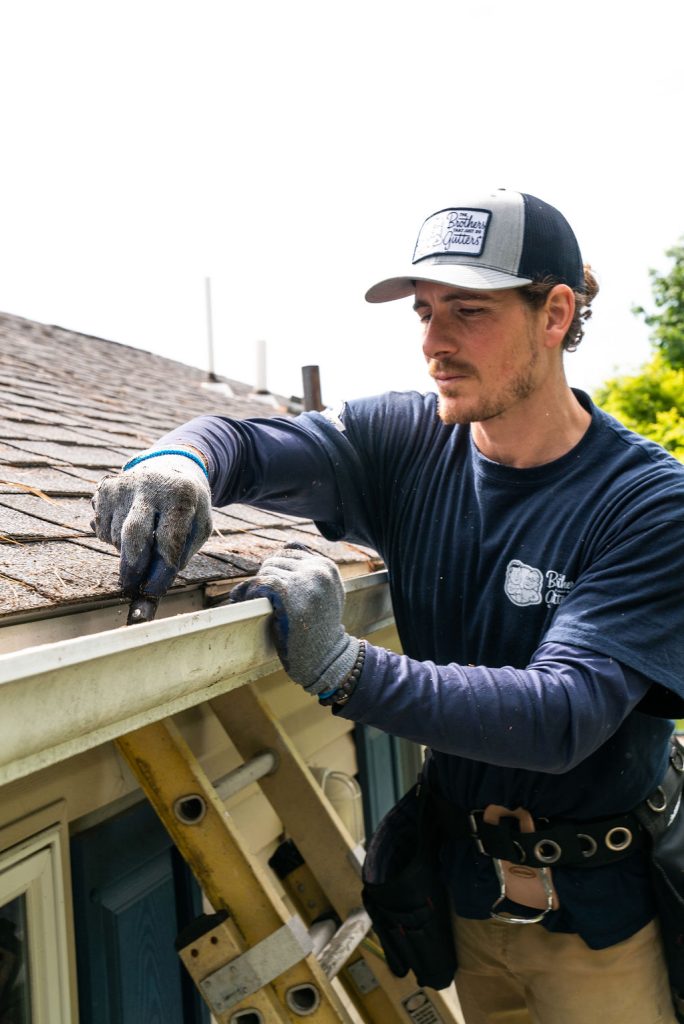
361;779;457;991
361;741;684;1002
431;795;649;870
634;742;684;1022
428;744;684;869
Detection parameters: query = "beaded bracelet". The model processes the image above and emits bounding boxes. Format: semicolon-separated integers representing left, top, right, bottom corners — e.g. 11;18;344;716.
318;640;367;707
123;448;209;480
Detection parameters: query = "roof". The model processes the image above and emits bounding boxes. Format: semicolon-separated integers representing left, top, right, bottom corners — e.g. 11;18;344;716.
0;312;379;625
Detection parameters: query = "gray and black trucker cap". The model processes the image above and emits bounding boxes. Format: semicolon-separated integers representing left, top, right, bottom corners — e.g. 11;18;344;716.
365;189;584;302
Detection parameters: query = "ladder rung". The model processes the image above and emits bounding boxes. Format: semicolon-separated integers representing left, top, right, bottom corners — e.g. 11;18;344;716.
214;749;279;801
318;908;373;980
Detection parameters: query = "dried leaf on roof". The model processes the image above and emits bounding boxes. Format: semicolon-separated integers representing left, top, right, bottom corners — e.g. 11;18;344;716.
0;480;59;502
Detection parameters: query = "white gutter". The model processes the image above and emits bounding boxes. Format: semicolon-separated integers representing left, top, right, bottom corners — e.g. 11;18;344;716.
0;571;392;787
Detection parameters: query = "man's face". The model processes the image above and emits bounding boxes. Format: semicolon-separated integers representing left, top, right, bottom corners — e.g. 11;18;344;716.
413;282;547;426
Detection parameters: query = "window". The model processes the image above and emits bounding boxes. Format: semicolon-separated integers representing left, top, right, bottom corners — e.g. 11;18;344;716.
355;727;424;833
0;823;74;1023
0;892;31;1023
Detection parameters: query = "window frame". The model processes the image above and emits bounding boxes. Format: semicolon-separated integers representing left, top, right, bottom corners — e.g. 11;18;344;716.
0;803;77;1023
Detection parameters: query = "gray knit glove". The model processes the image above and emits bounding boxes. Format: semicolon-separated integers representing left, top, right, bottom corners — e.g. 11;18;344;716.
228;545;360;696
91;449;213;598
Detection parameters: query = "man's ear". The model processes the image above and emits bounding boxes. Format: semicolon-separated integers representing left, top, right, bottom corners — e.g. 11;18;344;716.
543;284;575;350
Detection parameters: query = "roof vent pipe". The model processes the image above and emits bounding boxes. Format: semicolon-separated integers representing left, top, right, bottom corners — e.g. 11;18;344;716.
255;339;269;394
204;277;219;383
302;366;324;411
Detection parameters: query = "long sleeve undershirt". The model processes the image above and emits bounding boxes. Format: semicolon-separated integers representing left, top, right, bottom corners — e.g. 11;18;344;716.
335;640;651;775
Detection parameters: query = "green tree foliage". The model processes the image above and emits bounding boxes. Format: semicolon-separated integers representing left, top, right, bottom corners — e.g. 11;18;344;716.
594;241;684;461
633;241;684;368
596;355;684;459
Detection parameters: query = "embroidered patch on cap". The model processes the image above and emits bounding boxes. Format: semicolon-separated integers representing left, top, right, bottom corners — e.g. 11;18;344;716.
413;208;491;264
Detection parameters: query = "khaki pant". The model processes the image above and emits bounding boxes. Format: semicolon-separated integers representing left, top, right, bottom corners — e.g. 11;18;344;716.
452;915;677;1024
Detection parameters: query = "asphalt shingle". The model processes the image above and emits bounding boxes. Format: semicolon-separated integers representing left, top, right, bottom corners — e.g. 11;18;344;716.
0;311;380;621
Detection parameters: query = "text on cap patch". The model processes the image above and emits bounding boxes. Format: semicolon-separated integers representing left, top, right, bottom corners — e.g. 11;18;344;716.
413;208;491;263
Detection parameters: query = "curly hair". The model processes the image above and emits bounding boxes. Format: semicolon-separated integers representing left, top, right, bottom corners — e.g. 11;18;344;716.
518;267;599;352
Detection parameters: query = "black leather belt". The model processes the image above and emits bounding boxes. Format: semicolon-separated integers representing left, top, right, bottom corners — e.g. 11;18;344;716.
428;741;684;870
469;809;645;868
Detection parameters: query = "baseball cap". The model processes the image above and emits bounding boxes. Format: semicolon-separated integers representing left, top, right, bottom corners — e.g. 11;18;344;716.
365;189;584;302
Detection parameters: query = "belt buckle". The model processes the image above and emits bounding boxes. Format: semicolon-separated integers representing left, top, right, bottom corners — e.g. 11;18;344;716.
482;805;560;925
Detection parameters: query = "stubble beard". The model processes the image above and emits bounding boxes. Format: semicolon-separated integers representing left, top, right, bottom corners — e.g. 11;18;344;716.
436;344;540;426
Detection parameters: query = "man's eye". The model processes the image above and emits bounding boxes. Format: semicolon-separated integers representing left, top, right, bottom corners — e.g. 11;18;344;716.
459;307;484;317
417;312;431;324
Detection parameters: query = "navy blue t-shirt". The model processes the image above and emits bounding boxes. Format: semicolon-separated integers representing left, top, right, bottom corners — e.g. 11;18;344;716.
163;389;684;946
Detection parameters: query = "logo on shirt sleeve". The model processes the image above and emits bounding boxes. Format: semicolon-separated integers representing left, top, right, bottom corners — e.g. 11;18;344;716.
504;560;575;607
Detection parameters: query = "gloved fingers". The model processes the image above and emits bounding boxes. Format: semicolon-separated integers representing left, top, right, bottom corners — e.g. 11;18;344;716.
123;510;210;600
228;570;291;604
117;491;200;598
109;497;138;552
260;551;345;613
119;525;185;600
155;480;212;569
227;579;291;638
261;543;331;568
91;474;125;542
177;520;205;572
260;548;342;581
260;554;320;573
118;503;159;596
227;579;260;604
138;553;184;599
228;580;288;615
92;456;213;602
227;581;291;666
228;546;354;694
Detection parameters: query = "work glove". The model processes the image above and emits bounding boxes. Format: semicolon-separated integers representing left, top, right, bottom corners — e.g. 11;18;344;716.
91;449;213;598
229;544;361;697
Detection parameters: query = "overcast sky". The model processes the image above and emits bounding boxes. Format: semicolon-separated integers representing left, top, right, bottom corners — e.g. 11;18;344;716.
1;1;682;410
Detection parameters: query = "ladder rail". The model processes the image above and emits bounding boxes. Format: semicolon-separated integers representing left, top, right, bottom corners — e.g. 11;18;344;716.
116;720;351;1023
210;680;464;1024
113;642;463;1023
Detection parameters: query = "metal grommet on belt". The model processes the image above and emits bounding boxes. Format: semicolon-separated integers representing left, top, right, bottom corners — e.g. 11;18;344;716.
533;839;561;864
577;833;598;858
605;826;633;851
647;786;668;813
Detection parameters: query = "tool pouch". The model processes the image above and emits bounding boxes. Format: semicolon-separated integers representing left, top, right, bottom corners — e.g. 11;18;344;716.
361;779;457;990
635;745;684;1022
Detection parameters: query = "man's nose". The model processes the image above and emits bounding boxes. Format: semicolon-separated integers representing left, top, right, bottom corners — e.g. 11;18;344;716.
422;316;459;361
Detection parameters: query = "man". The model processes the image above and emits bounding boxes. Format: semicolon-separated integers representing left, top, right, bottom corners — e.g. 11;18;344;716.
93;189;684;1023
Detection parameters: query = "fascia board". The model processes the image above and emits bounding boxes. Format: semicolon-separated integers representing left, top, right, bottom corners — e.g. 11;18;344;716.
0;571;391;787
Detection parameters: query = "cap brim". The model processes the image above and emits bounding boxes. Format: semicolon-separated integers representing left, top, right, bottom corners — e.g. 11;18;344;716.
365;264;532;303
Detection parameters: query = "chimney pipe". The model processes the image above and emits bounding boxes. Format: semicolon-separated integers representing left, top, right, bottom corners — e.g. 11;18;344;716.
302;365;324;411
255;339;269;393
205;277;219;383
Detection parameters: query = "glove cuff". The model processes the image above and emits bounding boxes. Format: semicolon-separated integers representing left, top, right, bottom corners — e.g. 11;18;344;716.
123;447;210;480
305;634;360;700
318;640;366;707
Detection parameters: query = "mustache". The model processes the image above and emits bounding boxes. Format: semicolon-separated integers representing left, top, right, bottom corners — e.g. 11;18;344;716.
428;359;479;378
